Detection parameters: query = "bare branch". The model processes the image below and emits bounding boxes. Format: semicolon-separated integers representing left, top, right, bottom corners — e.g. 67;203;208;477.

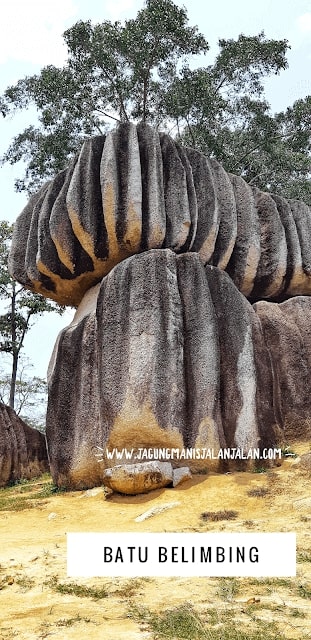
95;108;121;123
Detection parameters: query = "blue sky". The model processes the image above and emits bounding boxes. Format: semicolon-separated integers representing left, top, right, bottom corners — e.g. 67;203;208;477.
0;0;311;378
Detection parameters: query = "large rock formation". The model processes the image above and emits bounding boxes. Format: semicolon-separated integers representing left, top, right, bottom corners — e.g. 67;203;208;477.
9;123;311;306
46;249;279;488
0;403;49;487
8;123;311;490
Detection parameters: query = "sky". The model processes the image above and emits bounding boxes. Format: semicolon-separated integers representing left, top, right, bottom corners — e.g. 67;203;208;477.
0;0;311;380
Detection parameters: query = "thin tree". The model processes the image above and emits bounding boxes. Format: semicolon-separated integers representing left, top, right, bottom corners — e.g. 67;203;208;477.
0;221;63;409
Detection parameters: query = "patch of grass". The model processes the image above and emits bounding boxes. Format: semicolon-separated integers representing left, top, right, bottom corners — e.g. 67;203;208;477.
243;520;255;528
297;549;311;563
15;575;35;591
35;483;66;498
290;607;306;618
7;477;32;488
245;577;292;589
247;487;269;498
0;476;61;512
216;578;240;602
55;614;95;627
0;493;36;512
200;510;238;522
128;603;295;640
46;576;108;600
245;602;285;614
204;608;232;625
0;628;18;638
114;578;145;598
128;603;207;639
297;582;311;599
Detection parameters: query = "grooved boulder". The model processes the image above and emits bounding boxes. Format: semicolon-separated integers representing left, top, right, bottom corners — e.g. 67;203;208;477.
9;123;311;306
254;296;311;441
46;249;278;489
0;403;49;487
8;123;311;492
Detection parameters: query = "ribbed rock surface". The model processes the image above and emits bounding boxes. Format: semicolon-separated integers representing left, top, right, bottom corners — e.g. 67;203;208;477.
9;123;311;306
254;297;311;441
0;403;49;487
46;249;278;489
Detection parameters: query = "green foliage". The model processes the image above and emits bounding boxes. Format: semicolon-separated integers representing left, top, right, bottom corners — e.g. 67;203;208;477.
297;549;311;563
46;576;108;600
1;0;309;202
168;34;311;202
128;602;292;639
297;582;311;599
128;603;207;639
216;577;240;602
55;615;94;627
0;476;56;512
15;576;35;591
0;0;209;193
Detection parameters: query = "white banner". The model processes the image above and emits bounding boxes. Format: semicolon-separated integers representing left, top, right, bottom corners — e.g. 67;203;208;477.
67;532;296;577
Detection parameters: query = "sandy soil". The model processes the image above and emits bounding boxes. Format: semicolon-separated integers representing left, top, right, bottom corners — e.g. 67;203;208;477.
0;442;311;639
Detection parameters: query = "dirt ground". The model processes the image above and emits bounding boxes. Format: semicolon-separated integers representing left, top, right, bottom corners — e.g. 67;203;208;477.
0;441;311;640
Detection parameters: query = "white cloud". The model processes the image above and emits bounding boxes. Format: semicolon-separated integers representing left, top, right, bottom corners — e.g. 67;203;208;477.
296;12;311;33
0;0;77;66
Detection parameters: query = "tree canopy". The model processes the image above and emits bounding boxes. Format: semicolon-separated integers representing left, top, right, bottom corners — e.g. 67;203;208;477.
0;0;310;202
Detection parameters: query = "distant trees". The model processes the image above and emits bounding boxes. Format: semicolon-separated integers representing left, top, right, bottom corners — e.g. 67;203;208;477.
0;358;47;432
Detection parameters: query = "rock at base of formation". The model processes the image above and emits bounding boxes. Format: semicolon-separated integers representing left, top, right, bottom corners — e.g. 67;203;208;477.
254;297;311;442
103;461;173;495
46;249;280;490
172;467;192;487
0;403;49;487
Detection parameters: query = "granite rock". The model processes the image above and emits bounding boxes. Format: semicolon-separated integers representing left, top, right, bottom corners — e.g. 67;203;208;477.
103;461;173;495
0;403;49;487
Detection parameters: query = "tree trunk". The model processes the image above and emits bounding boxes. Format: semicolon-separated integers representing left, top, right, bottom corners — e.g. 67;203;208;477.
9;282;17;409
9;351;18;410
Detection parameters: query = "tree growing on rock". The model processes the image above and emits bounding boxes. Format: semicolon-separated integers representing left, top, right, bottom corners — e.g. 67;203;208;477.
0;0;310;201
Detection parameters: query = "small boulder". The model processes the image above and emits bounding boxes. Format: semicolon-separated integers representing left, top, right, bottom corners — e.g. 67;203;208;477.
103;461;173;495
172;467;192;487
135;502;180;522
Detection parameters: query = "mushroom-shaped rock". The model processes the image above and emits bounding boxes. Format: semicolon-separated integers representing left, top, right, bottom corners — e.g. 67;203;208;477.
0;403;49;487
46;249;279;489
8;123;311;492
9;123;311;306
